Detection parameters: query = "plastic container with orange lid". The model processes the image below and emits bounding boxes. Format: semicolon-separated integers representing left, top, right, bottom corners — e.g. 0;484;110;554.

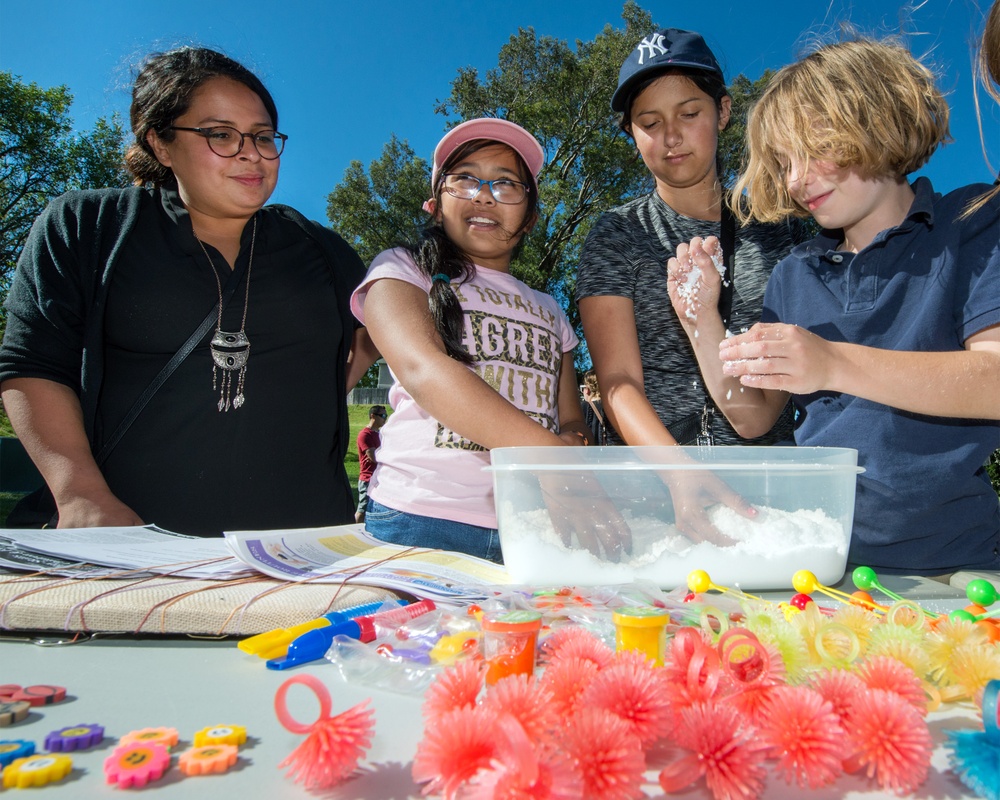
480;610;542;685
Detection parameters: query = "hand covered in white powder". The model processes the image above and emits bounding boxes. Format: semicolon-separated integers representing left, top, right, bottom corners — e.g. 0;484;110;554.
661;469;754;546
667;235;725;332
719;322;836;394
537;473;633;562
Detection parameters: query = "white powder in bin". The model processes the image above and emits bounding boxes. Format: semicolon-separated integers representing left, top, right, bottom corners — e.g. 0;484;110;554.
498;503;849;590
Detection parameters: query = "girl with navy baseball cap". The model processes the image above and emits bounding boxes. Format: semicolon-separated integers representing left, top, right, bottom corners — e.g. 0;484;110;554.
575;29;807;543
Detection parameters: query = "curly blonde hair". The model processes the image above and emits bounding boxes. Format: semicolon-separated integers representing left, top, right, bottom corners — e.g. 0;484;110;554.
732;38;950;224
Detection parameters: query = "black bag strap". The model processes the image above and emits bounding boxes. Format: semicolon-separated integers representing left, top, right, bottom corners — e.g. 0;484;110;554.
718;197;736;328
584;396;608;446
93;255;250;466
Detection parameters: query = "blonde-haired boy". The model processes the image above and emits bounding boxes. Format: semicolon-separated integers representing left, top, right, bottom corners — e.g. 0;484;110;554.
667;38;1000;577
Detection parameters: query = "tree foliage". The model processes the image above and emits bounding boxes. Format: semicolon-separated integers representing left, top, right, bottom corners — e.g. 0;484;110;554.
437;0;656;307
325;2;776;335
326;135;429;267
1;71;130;289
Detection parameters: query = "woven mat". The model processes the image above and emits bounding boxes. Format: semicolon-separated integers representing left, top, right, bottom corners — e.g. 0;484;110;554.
0;570;403;636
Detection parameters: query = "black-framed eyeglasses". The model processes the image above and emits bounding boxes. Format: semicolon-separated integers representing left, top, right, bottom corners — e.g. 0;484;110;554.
168;126;287;159
440;173;530;204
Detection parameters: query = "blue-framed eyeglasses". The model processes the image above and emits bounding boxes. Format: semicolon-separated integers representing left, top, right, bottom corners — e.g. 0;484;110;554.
168;126;287;159
440;173;530;204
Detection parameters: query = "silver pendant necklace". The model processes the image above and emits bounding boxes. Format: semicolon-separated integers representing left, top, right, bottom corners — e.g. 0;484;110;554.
196;217;257;412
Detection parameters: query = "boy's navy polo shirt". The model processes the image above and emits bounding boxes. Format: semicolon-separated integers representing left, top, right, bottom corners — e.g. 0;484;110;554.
762;178;1000;575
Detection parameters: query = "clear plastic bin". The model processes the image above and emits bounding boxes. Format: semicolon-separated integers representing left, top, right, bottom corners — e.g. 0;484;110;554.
489;446;863;591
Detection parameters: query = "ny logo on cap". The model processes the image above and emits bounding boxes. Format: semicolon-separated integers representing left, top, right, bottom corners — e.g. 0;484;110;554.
636;33;668;65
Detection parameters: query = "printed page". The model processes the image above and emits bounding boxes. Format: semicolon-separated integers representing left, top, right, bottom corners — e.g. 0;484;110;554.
1;526;253;579
224;524;513;601
0;536;120;577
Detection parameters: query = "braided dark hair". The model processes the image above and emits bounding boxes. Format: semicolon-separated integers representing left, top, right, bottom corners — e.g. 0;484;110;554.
407;139;538;364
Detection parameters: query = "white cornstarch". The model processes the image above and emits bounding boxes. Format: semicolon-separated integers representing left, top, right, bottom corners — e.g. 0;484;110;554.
498;503;849;590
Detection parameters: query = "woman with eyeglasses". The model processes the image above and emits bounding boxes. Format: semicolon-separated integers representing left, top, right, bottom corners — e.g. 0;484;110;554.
0;47;369;535
351;119;628;563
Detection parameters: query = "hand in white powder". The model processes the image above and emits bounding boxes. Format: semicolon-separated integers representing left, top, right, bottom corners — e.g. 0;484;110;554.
538;472;633;562
720;322;835;394
667;235;726;330
660;467;756;547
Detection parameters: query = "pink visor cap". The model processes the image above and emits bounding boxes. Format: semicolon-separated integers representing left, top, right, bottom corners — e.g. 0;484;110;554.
430;118;545;195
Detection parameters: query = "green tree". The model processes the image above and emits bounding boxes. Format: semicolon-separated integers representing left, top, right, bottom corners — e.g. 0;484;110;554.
71;115;131;191
326;135;429;268
325;2;773;335
437;1;656;306
1;71;129;289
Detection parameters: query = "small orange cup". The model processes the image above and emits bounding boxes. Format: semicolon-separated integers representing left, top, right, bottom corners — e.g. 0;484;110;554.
481;610;542;685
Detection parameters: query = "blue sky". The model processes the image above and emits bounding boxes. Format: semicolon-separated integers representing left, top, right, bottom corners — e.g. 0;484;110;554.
2;0;997;227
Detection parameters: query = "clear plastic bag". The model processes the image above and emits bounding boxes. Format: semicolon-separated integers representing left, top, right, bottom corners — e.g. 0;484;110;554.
325;608;482;694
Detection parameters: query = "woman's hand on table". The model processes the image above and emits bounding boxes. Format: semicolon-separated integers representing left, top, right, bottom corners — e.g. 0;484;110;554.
56;491;144;529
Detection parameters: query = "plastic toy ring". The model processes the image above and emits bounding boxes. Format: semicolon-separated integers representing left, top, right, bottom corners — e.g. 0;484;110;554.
718;629;770;685
813;622;861;665
886;599;927;629
698;606;730;637
274;675;332;734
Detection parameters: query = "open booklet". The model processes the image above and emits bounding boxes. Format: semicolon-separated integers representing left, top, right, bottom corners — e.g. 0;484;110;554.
223;524;513;601
0;524;513;602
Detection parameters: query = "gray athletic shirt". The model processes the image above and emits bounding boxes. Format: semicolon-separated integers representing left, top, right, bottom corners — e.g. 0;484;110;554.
575;190;806;445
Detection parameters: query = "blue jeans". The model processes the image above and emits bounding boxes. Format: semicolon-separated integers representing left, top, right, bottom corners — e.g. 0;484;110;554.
364;498;503;563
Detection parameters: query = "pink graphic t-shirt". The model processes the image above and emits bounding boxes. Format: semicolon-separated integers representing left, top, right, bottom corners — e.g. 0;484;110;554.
350;248;578;528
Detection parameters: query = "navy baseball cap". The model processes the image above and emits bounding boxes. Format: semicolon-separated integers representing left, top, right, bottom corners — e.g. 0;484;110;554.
611;28;724;113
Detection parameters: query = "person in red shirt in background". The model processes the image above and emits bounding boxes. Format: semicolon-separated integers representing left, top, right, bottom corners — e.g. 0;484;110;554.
355;405;387;523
